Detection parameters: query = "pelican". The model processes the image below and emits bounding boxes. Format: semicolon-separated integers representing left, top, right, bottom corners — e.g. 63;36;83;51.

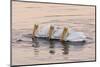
32;24;86;42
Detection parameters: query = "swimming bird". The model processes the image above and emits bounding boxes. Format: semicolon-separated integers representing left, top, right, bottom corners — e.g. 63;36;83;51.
32;24;86;42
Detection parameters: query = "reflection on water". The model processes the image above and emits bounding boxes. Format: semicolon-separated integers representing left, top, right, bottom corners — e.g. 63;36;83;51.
32;37;86;56
12;1;95;65
32;37;39;47
32;37;40;56
49;40;55;55
61;41;69;55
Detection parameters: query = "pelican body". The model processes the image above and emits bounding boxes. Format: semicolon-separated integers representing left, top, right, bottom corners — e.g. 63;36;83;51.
32;24;86;42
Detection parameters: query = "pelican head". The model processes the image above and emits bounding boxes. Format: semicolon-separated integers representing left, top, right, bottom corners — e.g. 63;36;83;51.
60;27;69;41
48;25;54;40
32;24;38;39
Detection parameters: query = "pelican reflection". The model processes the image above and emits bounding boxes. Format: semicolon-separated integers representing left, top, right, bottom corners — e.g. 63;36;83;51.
32;37;40;56
61;41;69;55
49;40;55;55
32;37;39;47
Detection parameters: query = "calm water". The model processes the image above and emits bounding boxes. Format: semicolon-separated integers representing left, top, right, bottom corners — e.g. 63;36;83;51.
12;1;95;65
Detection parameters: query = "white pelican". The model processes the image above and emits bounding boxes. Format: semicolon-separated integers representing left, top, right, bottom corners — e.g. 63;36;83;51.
32;24;86;42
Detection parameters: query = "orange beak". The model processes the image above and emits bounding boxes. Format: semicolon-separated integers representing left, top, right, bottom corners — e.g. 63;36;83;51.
32;24;38;38
48;25;54;40
60;27;69;41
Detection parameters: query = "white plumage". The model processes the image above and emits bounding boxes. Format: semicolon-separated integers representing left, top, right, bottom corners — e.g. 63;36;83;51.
34;24;86;42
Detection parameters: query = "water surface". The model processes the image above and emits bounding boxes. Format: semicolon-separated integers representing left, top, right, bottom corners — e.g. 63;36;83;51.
12;1;95;65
